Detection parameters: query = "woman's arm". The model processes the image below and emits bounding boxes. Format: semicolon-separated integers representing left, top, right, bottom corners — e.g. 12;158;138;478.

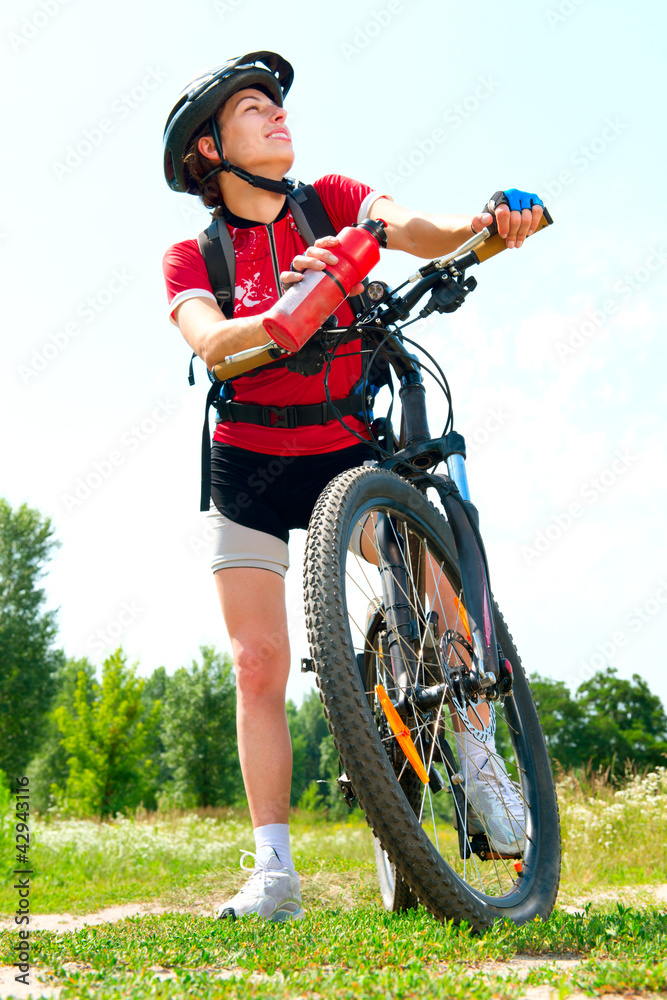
177;236;355;366
369;196;544;255
175;297;272;370
178;189;545;366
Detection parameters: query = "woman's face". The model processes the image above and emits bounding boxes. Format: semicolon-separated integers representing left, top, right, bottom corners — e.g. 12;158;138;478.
216;87;294;177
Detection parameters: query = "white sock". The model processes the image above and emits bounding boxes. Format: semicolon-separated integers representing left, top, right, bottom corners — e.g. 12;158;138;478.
253;823;295;873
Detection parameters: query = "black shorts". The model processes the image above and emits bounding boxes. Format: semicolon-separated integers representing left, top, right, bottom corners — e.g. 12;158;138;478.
210;441;376;544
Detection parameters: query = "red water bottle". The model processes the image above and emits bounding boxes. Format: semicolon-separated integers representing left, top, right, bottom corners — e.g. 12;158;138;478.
262;218;387;352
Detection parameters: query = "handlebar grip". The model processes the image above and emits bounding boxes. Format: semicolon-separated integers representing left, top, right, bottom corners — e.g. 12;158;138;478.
473;206;553;264
213;345;287;381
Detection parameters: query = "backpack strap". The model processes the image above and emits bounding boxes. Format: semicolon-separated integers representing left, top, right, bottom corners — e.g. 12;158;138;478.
287;184;336;244
200;379;221;512
216;392;368;428
197;218;237;320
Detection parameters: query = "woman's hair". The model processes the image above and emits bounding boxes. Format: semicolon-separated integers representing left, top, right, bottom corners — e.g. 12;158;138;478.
183;118;225;217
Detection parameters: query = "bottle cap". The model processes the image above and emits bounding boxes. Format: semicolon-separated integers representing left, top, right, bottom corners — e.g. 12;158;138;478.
357;218;388;248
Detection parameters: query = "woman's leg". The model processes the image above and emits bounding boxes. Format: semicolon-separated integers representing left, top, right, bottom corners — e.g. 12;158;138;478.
212;563;304;920
213;565;292;827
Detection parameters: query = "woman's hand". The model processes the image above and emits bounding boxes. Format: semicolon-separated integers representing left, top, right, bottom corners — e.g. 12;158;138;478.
471;189;544;249
280;235;365;296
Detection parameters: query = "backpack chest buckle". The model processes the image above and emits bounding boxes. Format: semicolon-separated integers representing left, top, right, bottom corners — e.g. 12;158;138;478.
262;405;297;428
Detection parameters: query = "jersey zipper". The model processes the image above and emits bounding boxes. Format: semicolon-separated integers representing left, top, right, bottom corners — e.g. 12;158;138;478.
266;222;283;298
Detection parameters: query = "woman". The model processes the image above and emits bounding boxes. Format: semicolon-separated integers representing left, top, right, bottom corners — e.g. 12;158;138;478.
162;51;543;922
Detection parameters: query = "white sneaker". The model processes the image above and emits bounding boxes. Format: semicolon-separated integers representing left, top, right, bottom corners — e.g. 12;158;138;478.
216;847;304;922
464;756;525;856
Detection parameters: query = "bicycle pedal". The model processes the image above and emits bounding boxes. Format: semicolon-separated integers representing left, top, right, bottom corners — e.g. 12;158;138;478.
469;832;522;862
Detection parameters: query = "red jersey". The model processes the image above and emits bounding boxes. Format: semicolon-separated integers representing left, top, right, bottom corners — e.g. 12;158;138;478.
163;174;386;455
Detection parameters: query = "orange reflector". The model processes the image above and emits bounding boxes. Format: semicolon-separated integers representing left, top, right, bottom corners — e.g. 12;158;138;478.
454;596;471;642
375;684;429;784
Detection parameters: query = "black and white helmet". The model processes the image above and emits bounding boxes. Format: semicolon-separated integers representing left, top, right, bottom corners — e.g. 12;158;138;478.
163;50;294;194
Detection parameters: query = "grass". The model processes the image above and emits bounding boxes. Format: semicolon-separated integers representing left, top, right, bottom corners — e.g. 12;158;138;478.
2;906;667;998
1;770;667;998
557;765;667;891
0;808;376;915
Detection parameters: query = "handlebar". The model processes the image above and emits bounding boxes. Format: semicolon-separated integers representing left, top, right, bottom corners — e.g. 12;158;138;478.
217;206;553;379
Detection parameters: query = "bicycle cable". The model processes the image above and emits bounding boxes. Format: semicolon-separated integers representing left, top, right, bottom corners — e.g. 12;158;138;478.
320;316;455;467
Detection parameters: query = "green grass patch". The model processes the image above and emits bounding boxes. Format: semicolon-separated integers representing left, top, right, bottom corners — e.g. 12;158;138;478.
0;809;374;915
3;767;667;917
1;905;666;999
558;766;667;887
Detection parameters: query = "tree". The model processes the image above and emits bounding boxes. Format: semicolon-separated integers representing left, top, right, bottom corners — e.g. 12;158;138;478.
141;665;170;808
287;689;331;806
529;668;667;776
576;668;667;775
528;674;587;770
27;656;97;813
159;646;241;808
286;690;355;815
0;499;63;776
53;649;158;817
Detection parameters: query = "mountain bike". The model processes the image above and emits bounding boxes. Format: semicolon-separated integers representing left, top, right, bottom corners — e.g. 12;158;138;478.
298;214;561;930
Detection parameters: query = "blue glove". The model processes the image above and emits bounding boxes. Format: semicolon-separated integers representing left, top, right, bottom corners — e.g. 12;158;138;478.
485;189;544;213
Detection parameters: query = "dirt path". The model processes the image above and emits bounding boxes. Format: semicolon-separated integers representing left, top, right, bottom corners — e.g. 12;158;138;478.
0;901;177;935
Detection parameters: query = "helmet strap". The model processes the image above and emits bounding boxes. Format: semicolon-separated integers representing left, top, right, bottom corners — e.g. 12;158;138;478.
205;115;294;196
210;115;225;163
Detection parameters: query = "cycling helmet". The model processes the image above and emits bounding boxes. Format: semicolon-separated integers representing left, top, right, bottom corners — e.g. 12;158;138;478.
163;50;295;195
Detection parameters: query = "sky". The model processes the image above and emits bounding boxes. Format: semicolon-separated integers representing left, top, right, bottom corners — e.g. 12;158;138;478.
2;0;666;711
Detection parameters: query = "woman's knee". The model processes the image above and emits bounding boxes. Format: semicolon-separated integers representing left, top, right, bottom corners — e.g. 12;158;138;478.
234;633;290;700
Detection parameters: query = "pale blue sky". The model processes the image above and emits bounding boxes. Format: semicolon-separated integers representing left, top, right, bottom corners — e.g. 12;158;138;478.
2;0;666;709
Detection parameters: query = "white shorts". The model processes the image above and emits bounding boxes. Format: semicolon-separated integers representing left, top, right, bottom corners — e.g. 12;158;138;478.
207;506;291;578
206;504;368;578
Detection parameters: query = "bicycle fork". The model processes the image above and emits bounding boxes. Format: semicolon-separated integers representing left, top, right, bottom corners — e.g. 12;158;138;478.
431;465;501;695
375;513;419;714
375;513;461;716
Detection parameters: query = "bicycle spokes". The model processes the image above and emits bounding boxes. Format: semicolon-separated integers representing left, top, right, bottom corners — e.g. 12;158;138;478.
346;505;528;895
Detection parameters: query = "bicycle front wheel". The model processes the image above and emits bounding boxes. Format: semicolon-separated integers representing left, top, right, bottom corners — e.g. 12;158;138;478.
303;465;560;929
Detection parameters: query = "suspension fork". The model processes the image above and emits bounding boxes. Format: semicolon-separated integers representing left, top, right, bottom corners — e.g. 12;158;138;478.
375;513;421;715
430;467;499;692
